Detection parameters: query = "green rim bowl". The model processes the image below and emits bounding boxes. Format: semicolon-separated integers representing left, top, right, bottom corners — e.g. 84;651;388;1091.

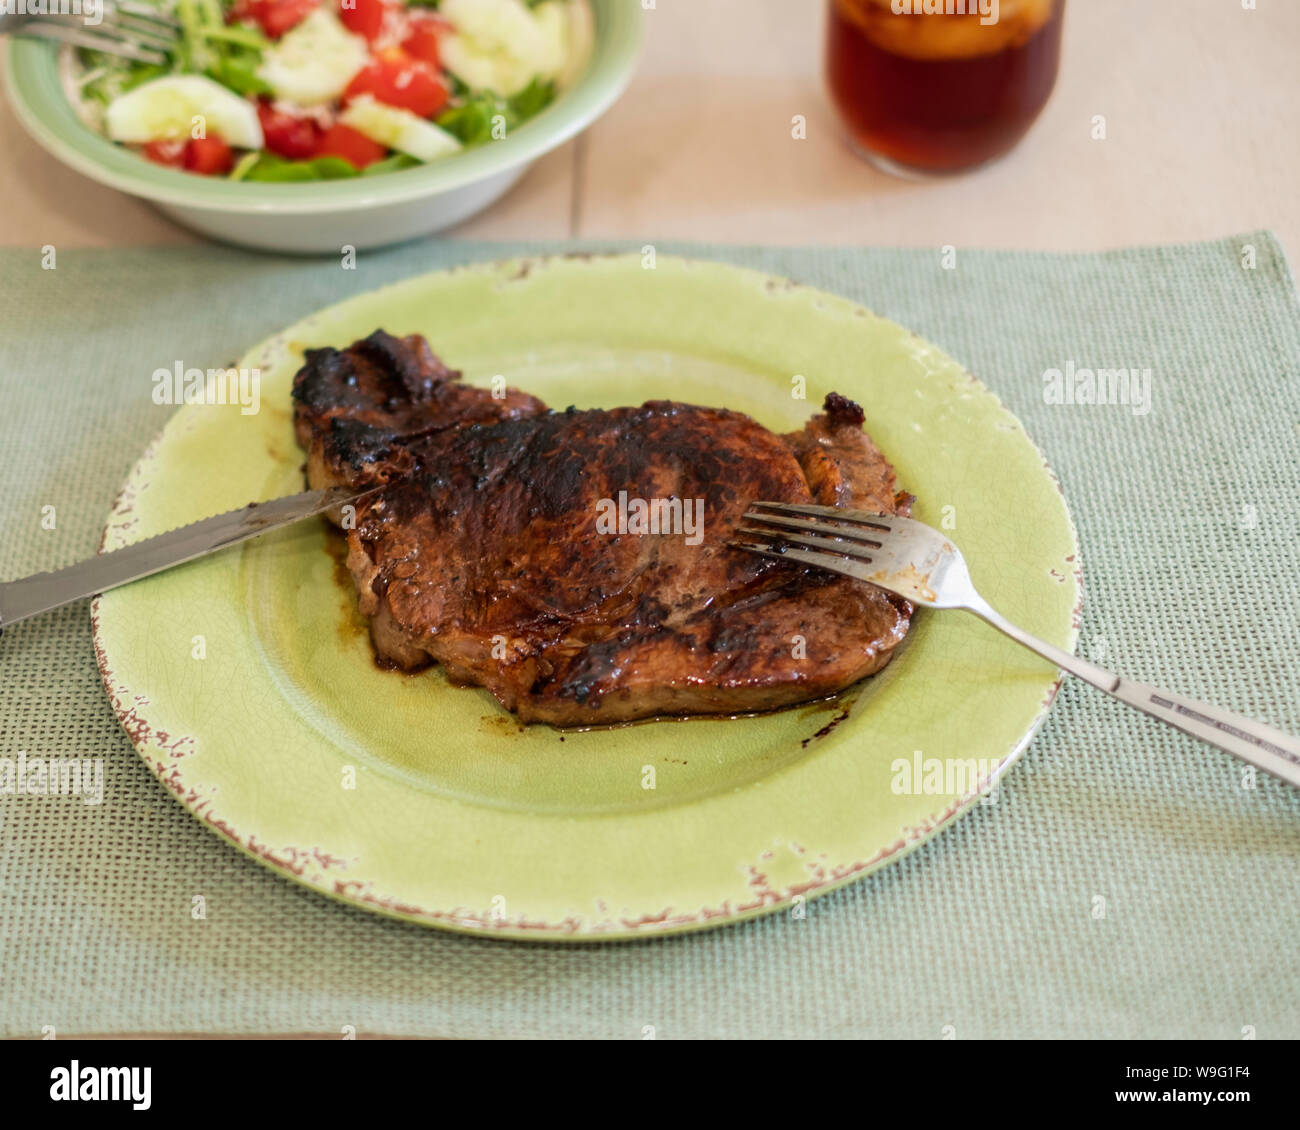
3;1;642;252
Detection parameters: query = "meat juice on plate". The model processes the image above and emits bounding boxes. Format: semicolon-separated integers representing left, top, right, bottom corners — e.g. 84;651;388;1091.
825;0;1065;175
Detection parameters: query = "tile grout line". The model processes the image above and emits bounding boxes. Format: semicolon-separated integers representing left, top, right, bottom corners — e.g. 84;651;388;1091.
569;134;589;239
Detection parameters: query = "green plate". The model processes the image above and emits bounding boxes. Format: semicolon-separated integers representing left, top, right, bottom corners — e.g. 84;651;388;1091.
92;255;1081;941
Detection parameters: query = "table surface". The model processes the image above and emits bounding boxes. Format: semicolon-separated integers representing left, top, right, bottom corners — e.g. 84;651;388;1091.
1;0;1296;255
1;2;1298;1041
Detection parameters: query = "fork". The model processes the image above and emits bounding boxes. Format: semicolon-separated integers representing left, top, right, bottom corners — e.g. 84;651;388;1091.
1;1;179;65
734;502;1300;788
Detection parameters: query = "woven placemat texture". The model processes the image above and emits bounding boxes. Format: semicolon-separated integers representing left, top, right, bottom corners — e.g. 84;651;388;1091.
1;233;1297;1039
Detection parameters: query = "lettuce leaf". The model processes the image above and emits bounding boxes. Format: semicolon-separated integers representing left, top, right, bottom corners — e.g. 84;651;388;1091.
242;154;362;181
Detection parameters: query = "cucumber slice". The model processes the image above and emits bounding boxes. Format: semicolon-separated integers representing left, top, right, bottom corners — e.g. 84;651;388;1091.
441;0;548;63
532;2;571;83
552;0;594;90
104;75;263;149
339;96;463;163
440;0;565;97
257;9;369;107
439;34;538;97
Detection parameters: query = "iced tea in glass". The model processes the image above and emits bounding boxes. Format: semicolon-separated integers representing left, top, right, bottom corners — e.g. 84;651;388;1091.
826;0;1066;175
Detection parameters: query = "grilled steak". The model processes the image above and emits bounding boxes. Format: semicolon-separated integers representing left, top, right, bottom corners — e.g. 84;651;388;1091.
293;331;914;726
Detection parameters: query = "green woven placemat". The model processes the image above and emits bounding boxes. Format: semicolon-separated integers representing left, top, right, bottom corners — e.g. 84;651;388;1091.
1;234;1297;1039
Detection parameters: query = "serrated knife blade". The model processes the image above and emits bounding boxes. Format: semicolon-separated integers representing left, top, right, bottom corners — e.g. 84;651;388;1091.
0;485;373;631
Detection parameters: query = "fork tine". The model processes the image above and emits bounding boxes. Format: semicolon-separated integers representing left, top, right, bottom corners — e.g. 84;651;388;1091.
736;525;875;563
741;510;884;548
101;12;179;48
112;0;184;28
95;23;176;50
728;540;866;579
18;22;168;64
729;540;785;557
748;500;905;531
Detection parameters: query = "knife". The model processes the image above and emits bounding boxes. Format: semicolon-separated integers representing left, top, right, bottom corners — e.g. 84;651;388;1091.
0;485;373;632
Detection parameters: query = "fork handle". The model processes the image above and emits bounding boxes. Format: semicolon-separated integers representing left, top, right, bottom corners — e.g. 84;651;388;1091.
966;597;1300;789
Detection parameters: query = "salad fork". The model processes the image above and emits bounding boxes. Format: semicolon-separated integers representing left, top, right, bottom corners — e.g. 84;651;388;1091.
734;502;1300;788
1;1;179;65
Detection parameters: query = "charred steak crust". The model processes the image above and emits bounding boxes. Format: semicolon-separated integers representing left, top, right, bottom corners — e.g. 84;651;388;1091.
292;332;914;726
292;329;546;489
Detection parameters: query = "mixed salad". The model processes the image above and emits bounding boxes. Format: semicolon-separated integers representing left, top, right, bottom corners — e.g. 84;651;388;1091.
71;0;592;180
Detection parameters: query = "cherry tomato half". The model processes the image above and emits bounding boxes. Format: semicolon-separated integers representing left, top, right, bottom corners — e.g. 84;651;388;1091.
184;135;235;176
313;123;388;169
257;100;322;160
344;48;449;119
228;0;320;40
338;0;395;43
401;14;449;68
142;139;186;167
